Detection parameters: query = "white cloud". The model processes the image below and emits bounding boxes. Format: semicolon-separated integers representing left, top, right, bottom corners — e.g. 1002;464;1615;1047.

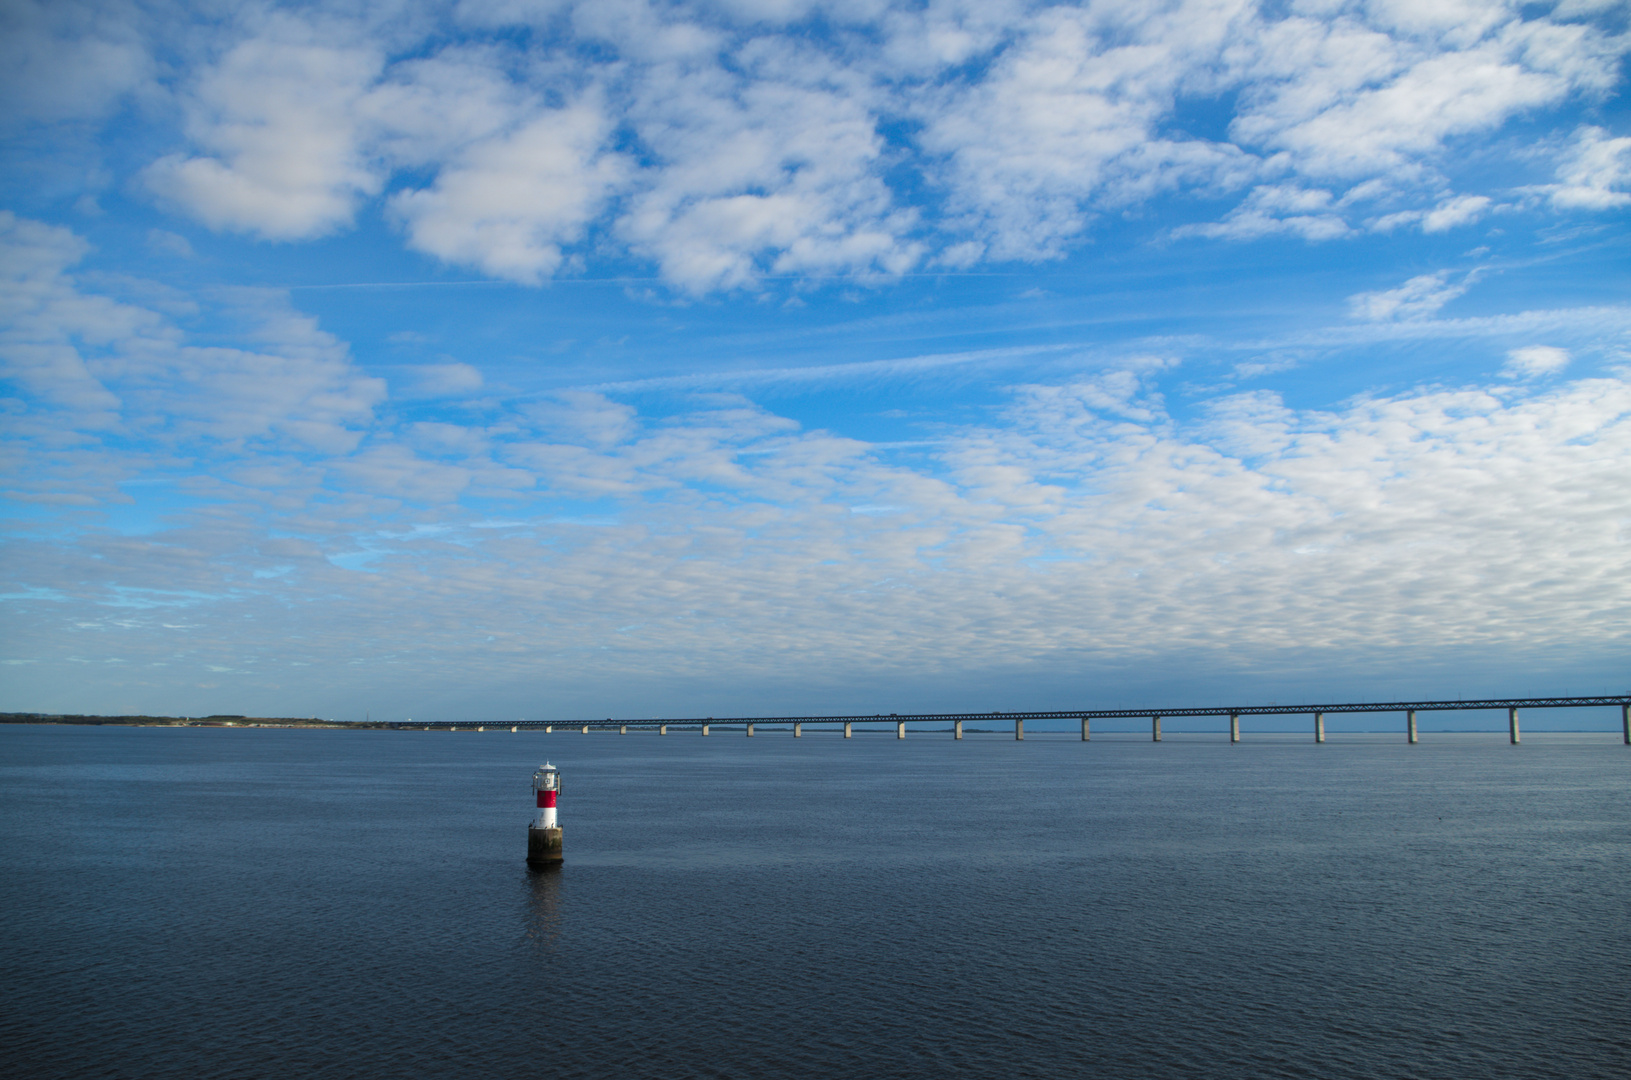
570;0;723;60
0;211;154;419
331;443;476;503
408;362;485;398
1232;355;1299;380
1503;345;1570;378
360;48;532;170
1226;9;1613;180
390;98;629;284
0;216;386;489
453;0;574;30
1546;125;1631;210
1552;0;1627;14
610;31;923;292
1347;271;1470;322
145;33;387;240
1366;191;1495;235
1177;184;1350;241
1419;193;1492;233
922;0;1259;259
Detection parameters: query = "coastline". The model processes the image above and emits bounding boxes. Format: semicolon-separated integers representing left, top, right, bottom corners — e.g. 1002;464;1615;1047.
0;713;390;729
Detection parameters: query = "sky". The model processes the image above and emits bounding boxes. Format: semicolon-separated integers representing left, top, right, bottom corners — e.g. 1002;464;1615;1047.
1;0;1628;727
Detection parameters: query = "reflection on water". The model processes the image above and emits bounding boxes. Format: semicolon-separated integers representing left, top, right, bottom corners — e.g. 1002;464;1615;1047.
523;865;564;947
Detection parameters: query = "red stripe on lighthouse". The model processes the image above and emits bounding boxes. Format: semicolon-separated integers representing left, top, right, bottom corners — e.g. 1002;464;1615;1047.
537;791;557;808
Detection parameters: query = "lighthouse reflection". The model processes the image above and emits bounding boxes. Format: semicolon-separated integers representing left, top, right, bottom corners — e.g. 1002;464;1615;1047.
523;864;564;947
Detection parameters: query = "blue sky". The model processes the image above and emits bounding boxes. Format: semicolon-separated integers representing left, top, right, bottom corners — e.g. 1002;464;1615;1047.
2;0;1628;725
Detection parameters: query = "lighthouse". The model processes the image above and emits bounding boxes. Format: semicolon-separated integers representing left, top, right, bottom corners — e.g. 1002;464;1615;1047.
527;763;563;868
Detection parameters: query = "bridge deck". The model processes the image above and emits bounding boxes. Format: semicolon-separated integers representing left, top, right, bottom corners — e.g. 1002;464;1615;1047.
392;695;1631;730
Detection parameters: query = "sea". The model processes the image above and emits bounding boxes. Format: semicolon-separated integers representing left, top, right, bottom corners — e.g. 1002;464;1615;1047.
2;724;1628;1079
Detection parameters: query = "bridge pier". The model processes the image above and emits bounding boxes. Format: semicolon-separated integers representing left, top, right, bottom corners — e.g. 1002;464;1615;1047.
544;697;1626;745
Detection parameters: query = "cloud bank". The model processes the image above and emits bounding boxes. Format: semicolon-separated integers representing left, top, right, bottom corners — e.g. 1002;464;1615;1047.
3;216;1628;717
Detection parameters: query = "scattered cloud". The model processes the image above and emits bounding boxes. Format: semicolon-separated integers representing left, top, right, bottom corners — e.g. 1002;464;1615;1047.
0;214;385;508
1422;194;1493;233
612;43;923;293
407;362;484;398
143;31;388;240
1233;355;1299;380
921;0;1259;260
1503;345;1571;378
1226;10;1605;181
1544;125;1631;210
391;97;630;284
6;285;1628;706
1175;184;1350;242
5;0;1621;291
1347;271;1472;322
0;0;152;128
1370;193;1493;234
145;229;194;257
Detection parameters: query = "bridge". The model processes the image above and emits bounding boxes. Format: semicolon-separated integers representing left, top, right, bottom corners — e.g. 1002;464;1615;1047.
391;695;1631;745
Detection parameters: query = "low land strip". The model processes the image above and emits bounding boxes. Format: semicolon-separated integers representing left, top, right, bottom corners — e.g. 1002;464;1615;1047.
0;712;389;729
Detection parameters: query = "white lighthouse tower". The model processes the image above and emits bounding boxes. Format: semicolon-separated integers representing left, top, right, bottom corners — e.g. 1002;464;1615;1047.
527;763;563;867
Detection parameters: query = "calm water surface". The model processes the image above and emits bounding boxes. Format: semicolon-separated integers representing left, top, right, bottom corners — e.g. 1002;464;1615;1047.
2;725;1628;1079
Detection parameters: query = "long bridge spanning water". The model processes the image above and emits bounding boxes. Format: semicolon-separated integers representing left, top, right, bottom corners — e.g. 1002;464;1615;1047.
394;695;1631;745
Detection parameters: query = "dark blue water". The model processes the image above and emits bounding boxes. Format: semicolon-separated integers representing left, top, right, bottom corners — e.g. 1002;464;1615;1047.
2;725;1628;1079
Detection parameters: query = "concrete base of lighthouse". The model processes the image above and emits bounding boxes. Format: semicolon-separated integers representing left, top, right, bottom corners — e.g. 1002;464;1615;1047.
527;825;563;868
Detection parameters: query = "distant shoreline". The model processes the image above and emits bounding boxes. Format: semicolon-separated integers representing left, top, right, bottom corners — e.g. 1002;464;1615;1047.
0;713;390;729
